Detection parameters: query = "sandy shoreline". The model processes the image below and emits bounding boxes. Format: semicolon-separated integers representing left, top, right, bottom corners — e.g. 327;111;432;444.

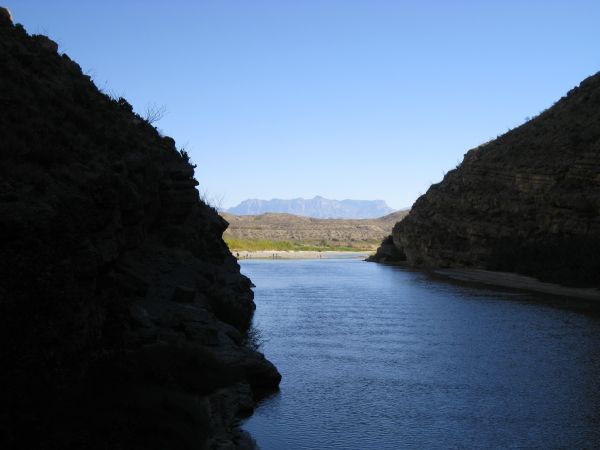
433;268;600;301
235;252;600;302
233;250;373;260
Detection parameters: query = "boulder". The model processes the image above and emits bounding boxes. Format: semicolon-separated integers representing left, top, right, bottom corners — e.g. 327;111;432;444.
0;7;11;25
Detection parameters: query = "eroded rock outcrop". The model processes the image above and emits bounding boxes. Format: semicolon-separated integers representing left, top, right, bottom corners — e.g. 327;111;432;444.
0;10;279;449
372;72;600;287
366;235;406;263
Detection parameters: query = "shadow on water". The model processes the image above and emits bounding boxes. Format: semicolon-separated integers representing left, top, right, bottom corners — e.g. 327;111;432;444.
240;258;600;450
421;268;600;318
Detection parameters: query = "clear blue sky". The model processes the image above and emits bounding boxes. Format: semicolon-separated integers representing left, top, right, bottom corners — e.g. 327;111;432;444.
10;1;600;209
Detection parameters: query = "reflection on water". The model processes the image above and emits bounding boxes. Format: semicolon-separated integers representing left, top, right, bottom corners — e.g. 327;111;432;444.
241;259;600;450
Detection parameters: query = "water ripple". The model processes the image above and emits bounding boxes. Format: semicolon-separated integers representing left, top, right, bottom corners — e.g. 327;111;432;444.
242;259;600;450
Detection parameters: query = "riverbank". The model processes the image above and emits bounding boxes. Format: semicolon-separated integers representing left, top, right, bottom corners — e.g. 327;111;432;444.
222;211;408;252
432;268;600;302
234;250;373;260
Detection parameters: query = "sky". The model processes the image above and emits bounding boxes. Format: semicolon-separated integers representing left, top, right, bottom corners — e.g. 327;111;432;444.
9;1;600;210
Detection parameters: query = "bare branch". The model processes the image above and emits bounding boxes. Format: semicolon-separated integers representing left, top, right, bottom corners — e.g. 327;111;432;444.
198;188;226;212
143;103;167;124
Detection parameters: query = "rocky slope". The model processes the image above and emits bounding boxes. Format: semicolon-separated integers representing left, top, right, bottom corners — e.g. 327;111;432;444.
227;196;396;219
222;210;408;249
0;9;279;449
371;72;600;287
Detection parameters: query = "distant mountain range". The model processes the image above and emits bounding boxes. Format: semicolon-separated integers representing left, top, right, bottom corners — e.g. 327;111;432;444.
226;196;396;219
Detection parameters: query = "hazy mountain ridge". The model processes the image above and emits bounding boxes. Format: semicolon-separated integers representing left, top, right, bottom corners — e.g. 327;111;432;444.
371;71;600;287
227;195;396;219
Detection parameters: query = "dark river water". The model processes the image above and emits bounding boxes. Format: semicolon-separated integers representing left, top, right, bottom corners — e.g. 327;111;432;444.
240;259;600;450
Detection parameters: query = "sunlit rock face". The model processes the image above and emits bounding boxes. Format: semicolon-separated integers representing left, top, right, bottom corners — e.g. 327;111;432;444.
0;12;279;449
375;72;600;286
0;6;11;23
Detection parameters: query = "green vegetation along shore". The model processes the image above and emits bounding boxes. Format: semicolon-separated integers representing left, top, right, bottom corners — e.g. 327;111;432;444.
224;237;376;252
222;210;408;252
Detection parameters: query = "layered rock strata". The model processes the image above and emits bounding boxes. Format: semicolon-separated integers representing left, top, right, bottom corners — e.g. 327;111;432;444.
372;72;600;287
0;10;279;449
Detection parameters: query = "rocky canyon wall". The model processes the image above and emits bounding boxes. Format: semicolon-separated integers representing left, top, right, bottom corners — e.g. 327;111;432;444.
372;72;600;287
0;9;279;449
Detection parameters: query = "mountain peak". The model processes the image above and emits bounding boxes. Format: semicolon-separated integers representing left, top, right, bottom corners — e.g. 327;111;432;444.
227;196;395;219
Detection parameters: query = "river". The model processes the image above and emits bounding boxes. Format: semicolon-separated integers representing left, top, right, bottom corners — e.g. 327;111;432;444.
240;258;600;449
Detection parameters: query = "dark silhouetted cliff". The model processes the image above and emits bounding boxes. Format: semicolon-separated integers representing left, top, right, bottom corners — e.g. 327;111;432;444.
0;9;279;449
371;72;600;287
